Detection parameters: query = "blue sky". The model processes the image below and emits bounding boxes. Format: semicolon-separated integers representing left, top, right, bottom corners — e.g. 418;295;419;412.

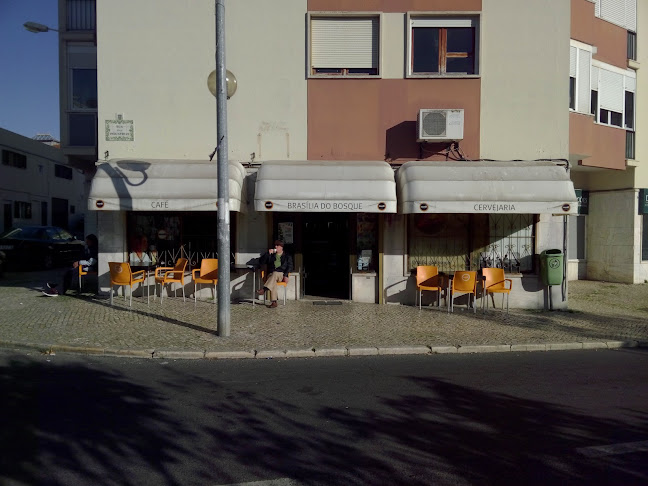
0;0;60;140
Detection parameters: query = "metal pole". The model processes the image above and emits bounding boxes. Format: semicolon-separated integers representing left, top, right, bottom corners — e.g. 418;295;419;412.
215;0;230;336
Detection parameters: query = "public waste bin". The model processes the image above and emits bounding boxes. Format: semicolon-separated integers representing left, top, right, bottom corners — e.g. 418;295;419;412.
540;249;564;286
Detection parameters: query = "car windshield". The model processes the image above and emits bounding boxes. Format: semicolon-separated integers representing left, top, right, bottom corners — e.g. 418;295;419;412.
0;228;22;239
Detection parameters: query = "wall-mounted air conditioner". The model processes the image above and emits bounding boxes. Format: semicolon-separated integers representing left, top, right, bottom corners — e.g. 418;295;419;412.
417;109;464;142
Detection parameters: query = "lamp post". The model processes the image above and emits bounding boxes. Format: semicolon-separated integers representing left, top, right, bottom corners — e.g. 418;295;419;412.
215;0;231;336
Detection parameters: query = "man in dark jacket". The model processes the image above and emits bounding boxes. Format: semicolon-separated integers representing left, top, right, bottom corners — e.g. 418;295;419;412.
257;239;293;308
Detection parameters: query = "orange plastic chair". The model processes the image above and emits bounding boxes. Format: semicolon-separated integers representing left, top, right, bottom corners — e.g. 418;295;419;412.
154;257;188;303
108;262;147;307
192;258;218;306
78;264;98;293
416;265;442;309
449;270;478;313
259;267;288;305
482;267;513;313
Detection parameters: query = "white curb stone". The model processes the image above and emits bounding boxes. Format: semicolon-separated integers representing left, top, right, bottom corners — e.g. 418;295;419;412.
285;348;316;358
347;346;379;356
256;349;287;359
314;347;348;357
205;350;255;359
153;349;205;359
581;342;607;350
511;344;546;352
50;344;105;355
431;346;458;354
378;346;430;355
458;344;511;354
103;348;154;358
606;340;639;348
547;343;583;351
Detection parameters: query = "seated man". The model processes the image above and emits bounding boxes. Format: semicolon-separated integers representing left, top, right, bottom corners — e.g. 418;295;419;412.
256;240;293;308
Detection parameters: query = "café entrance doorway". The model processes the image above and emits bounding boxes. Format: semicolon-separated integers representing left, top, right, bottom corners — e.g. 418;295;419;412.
302;213;349;299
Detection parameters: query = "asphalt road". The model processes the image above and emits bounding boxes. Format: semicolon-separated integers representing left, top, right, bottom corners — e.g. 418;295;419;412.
1;349;647;485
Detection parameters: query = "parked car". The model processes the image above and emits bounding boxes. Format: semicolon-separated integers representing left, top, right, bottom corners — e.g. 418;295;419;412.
0;226;86;270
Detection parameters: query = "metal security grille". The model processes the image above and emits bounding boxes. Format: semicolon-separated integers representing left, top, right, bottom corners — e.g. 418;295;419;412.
409;214;470;273
409;214;535;274
480;214;534;272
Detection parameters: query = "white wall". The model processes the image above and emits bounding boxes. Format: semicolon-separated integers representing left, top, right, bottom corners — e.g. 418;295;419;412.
0;128;85;232
480;0;570;159
96;0;307;162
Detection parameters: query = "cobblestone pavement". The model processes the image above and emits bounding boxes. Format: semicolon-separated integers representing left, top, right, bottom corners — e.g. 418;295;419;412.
0;269;647;357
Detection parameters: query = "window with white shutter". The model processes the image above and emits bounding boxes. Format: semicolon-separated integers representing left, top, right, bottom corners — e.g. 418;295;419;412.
309;15;380;77
569;41;593;115
594;0;636;32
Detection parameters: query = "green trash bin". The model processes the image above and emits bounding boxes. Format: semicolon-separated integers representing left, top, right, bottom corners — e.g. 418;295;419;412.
540;249;564;286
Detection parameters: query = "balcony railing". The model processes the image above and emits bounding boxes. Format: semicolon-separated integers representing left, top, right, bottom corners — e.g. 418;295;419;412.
66;0;96;31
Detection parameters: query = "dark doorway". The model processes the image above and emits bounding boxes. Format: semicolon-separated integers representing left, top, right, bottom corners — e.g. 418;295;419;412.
52;197;68;229
302;213;349;299
3;203;12;231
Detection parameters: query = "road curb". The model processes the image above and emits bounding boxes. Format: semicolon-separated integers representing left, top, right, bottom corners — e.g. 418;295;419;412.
0;339;645;360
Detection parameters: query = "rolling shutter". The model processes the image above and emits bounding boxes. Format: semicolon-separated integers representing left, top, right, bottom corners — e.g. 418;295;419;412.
311;17;379;69
599;68;624;112
577;49;591;113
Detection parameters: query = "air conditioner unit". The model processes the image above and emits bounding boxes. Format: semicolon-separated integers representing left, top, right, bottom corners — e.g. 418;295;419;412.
417;109;464;142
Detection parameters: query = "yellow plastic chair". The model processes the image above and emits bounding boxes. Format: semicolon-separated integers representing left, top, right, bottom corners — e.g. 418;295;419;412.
78;264;97;293
416;265;442;309
449;270;478;314
108;262;146;307
192;258;218;306
482;267;513;313
154;257;188;303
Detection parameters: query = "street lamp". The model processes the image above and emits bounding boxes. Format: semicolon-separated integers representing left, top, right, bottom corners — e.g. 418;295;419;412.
208;69;237;99
23;21;59;33
214;0;232;336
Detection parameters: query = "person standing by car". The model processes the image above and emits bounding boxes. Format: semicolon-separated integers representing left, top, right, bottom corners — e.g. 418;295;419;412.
46;234;98;296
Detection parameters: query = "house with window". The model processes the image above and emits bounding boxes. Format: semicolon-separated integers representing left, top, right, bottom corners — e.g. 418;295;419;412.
70;0;646;307
0;128;85;234
567;0;647;283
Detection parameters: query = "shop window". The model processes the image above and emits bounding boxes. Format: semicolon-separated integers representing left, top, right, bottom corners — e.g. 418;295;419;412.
2;150;27;169
309;15;379;77
408;213;535;274
568;215;586;260
14;201;32;219
409;16;478;76
126;212;236;268
356;214;378;272
643;214;648;261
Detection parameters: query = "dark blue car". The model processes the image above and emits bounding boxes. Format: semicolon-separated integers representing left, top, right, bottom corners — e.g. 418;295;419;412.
0;226;85;270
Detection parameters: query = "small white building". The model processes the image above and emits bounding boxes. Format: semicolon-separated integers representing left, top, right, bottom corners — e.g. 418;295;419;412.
0;128;86;235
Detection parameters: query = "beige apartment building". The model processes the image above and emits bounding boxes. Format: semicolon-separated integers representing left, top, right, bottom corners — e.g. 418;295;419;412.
55;0;643;307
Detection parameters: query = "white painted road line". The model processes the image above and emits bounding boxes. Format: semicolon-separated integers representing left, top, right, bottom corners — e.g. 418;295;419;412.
576;440;648;458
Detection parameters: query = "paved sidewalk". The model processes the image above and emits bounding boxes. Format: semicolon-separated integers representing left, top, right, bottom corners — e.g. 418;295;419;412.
0;269;647;358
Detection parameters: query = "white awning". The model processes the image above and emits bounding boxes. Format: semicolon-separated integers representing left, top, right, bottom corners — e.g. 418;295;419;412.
254;160;396;213
88;159;245;212
396;161;578;215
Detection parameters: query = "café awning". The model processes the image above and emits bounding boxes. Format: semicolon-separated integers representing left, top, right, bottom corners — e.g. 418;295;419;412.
396;161;578;215
88;159;246;212
254;160;396;212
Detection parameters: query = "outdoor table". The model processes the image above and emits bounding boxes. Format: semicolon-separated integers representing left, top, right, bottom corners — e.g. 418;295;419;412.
234;263;261;306
129;262;153;305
